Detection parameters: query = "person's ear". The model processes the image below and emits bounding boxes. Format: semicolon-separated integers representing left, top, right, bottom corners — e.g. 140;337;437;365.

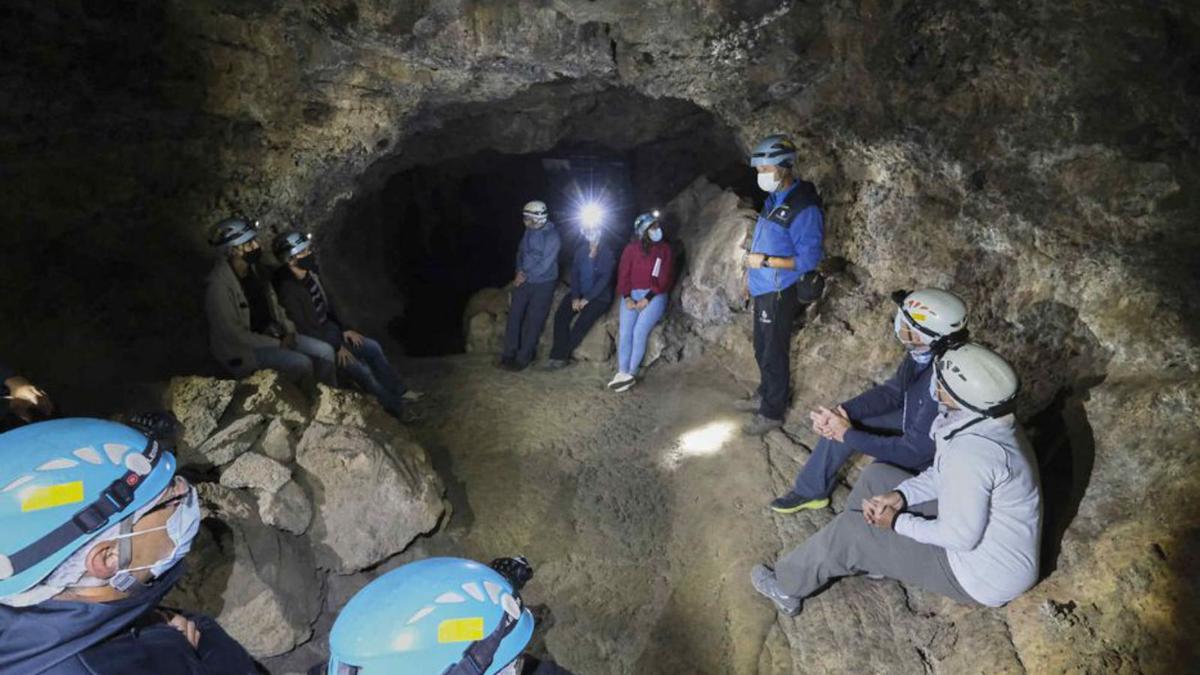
84;540;120;580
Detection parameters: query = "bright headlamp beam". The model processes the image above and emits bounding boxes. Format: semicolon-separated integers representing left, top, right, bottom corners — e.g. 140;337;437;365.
580;202;605;228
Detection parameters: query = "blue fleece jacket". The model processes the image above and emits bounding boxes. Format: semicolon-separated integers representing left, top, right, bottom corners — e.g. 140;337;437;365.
0;564;255;675
839;355;938;469
570;241;616;303
748;180;825;297
516;222;562;284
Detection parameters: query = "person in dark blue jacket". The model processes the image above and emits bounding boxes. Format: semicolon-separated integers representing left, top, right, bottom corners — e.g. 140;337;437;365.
769;289;970;513
739;134;826;436
500;200;562;372
0;415;255;675
544;223;616;369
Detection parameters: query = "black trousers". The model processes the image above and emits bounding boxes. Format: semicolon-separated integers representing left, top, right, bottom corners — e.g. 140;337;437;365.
502;280;556;365
549;295;610;360
753;284;798;420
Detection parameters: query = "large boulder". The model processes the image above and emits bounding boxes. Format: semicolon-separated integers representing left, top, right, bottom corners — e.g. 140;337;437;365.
219;451;292;493
167;483;322;659
164;376;237;449
294;421;445;573
670;177;757;329
230;369;311;425
184;414;268;469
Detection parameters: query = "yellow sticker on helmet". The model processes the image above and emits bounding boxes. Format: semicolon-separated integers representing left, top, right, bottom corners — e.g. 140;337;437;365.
21;481;85;512
910;313;928;322
437;617;485;643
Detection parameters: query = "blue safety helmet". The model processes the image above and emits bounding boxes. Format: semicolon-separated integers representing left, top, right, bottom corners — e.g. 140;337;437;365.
749;134;797;168
328;557;535;675
273;230;313;262
209;217;259;251
0;419;177;597
634;210;661;238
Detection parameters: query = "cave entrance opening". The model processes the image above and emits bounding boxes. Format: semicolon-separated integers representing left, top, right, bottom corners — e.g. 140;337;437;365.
324;83;753;357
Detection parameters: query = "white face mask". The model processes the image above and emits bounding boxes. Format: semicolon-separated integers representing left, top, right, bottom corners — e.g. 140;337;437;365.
757;171;781;193
107;485;201;592
648;227;663;243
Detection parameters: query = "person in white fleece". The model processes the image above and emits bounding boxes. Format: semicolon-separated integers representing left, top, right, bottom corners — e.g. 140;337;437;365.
750;343;1042;615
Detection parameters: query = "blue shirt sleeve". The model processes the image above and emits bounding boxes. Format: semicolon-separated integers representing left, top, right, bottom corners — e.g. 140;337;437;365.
789;205;824;273
585;247;616;301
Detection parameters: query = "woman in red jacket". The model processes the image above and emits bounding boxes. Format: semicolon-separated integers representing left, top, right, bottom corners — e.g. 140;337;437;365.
609;211;674;392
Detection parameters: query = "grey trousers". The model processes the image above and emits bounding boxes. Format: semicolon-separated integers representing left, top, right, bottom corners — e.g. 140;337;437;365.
774;462;977;605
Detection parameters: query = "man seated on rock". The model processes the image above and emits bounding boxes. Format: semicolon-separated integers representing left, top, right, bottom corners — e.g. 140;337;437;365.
271;230;423;420
0;414;256;674
1;360;54;430
500;200;561;372
312;555;574;675
751;344;1043;614
205;217;336;391
544;217;616;370
768;289;969;514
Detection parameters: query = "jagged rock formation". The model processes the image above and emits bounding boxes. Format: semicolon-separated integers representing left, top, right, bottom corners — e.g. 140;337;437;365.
2;0;1198;672
160;374;446;659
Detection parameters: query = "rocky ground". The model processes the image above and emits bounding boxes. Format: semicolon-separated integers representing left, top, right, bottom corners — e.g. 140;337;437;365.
210;351;1036;675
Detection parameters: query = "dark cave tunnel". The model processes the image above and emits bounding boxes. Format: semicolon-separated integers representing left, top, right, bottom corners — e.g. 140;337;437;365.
323;86;756;356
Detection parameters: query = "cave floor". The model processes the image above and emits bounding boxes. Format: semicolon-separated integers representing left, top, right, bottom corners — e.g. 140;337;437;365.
269;353;1026;675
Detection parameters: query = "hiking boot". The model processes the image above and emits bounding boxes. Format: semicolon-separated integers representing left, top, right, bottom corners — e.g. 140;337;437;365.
500;359;527;372
751;564;802;616
769;492;831;514
543;359;568;371
743;414;783;436
734;395;762;412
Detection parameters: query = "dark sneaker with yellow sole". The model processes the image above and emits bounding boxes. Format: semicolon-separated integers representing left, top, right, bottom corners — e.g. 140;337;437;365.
769;492;831;514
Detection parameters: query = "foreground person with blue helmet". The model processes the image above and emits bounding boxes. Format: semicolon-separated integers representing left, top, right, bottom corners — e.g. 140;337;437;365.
315;556;574;675
0;415;255;674
739;134;825;436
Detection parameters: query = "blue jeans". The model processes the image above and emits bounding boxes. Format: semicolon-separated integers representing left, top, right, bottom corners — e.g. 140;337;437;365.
253;334;336;388
617;291;667;375
792;410;919;499
341;336;407;414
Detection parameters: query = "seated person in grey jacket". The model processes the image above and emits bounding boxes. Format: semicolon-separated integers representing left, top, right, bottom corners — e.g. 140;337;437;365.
271;231;422;419
768;288;969;514
205;218;335;390
751;343;1042;615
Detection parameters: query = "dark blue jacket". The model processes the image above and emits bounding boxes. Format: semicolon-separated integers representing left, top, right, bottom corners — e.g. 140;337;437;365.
748;180;824;297
839;355;938;469
0;564;255;675
516;222;561;284
570;241;616;304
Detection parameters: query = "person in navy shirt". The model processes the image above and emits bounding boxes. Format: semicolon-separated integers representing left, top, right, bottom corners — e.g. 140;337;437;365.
739;134;825;436
545;221;616;369
500;200;562;372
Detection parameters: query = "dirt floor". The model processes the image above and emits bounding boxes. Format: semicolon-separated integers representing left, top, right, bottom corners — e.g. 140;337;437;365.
266;353;1025;675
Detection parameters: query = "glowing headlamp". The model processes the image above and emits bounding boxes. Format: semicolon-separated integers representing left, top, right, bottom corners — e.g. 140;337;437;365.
580;202;605;228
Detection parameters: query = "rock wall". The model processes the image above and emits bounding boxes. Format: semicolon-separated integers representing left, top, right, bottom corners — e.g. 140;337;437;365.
159;372;446;659
2;0;1199;670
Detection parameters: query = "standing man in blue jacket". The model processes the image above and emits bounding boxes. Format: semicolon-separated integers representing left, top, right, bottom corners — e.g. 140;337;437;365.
545;220;616;369
500;201;561;372
769;289;969;513
739;135;825;436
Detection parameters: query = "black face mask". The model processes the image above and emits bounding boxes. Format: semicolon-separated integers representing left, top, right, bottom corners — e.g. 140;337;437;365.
242;248;263;265
296;256;319;273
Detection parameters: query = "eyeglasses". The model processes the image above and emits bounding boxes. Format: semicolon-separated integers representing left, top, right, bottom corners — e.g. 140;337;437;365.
135;478;192;524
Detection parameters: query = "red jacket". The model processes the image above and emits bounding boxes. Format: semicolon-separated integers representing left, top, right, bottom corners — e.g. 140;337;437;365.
617;240;675;299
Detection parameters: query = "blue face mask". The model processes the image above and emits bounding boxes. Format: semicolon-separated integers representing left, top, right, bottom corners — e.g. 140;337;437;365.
648;228;663;243
107;485;201;592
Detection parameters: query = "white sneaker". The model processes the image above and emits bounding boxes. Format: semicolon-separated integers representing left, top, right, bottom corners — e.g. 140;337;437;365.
401;390;425;402
607;372;633;390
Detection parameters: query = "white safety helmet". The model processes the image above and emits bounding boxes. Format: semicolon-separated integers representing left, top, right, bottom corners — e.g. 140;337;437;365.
892;288;969;353
522;201;548;226
935;343;1020;417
